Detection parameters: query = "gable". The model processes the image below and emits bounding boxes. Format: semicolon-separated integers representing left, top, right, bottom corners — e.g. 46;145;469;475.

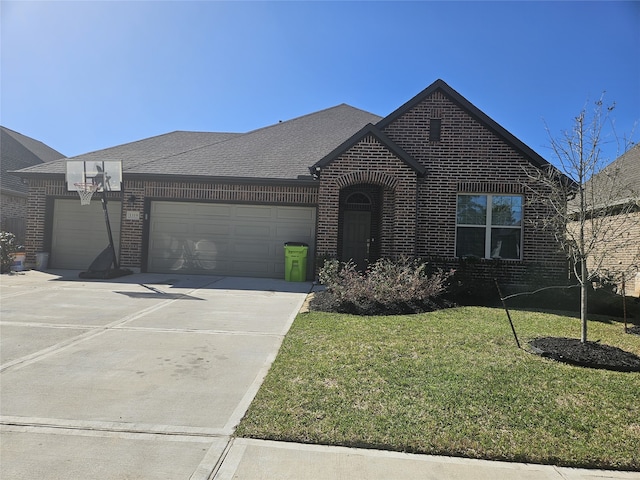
376;79;551;170
310;123;426;177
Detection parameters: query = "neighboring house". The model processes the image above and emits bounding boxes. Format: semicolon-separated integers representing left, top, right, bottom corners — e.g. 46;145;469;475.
581;144;640;294
15;79;567;286
1;126;64;243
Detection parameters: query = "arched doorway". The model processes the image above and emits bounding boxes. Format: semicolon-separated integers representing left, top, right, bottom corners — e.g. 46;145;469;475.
338;185;382;269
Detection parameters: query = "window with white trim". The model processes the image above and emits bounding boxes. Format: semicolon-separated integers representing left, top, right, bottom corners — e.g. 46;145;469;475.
455;194;523;260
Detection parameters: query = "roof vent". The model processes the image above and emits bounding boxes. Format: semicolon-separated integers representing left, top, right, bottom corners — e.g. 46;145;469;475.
429;118;442;142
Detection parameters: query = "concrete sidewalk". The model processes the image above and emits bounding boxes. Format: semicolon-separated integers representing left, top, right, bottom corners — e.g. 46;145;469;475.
215;438;639;480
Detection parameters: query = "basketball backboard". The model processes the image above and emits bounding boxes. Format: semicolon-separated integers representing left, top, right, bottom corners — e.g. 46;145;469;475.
66;161;122;192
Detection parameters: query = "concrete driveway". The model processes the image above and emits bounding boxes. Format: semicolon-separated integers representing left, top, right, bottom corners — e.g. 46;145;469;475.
0;269;311;479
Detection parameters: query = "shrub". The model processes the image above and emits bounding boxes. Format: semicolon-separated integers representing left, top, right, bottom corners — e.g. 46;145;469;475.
312;257;454;315
0;231;18;273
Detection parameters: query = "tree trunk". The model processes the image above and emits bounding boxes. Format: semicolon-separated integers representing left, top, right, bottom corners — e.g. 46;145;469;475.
580;258;588;343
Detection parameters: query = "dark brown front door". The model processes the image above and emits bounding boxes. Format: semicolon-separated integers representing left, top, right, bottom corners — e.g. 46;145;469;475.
341;210;371;269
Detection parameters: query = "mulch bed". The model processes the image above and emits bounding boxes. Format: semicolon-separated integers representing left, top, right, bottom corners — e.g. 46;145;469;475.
529;337;640;372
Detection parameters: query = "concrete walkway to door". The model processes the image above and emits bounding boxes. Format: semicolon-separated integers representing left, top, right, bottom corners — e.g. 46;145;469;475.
0;269;311;479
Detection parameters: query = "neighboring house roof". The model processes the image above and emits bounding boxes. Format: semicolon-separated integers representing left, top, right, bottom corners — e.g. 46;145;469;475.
377;79;552;169
311;123;427;176
1;126;65;195
16;105;382;183
567;143;640;216
606;143;640;199
585;143;640;210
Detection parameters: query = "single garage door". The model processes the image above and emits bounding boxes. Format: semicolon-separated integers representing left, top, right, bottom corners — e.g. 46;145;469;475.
147;202;315;278
50;199;122;269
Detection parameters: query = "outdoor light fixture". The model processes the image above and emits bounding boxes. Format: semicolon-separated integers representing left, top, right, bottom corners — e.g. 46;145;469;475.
128;194;137;204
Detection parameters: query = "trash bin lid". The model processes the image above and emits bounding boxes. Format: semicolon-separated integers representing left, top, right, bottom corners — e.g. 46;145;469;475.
284;242;308;247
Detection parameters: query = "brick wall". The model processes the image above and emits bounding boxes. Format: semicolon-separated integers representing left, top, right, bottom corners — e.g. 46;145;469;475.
316;89;567;287
316;135;418;259
571;209;640;291
1;192;27;243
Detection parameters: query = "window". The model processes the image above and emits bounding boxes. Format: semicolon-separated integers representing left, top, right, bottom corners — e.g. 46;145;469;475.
429;118;441;142
345;192;371;205
455;194;523;260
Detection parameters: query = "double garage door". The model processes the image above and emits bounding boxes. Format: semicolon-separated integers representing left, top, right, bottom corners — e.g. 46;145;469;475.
50;199;122;269
147;202;316;278
50;200;315;279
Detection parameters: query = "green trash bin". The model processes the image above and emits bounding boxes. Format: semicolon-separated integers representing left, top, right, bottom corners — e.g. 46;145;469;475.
284;242;308;282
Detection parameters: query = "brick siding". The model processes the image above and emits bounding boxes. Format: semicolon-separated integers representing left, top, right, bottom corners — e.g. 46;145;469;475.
316;135;418;259
571;209;640;292
316;89;567;287
1;192;28;243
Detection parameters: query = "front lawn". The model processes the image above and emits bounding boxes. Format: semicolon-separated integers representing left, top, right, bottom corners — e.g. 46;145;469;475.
235;307;640;470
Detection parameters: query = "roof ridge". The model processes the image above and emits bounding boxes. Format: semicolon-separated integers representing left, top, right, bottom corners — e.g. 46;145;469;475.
244;103;381;135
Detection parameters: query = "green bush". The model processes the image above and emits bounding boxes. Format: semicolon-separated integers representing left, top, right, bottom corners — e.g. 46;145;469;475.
0;231;18;273
312;257;454;315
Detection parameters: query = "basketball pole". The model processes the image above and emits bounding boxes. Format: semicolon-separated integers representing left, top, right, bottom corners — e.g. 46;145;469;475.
100;188;120;270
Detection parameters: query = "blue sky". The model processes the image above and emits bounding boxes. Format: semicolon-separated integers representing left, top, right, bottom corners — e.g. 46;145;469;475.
1;1;638;166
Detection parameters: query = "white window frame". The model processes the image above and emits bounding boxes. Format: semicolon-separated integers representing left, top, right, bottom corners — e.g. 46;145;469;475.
455;194;523;260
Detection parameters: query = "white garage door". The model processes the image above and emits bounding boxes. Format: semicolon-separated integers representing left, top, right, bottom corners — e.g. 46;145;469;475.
51;199;122;269
147;202;315;278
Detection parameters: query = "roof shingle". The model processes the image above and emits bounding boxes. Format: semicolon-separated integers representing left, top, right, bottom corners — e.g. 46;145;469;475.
1;126;65;194
16;105;381;182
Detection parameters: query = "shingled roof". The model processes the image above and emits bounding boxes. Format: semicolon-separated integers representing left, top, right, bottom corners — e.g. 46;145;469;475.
588;143;640;207
1;126;65;194
125;104;382;181
16;131;239;176
16;105;382;183
609;143;640;194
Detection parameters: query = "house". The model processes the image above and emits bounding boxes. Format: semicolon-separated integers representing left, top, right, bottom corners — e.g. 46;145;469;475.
1;126;65;243
15;79;567;286
582;144;640;295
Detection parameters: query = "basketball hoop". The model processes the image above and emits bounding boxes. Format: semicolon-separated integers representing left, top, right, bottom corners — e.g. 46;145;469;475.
74;182;99;205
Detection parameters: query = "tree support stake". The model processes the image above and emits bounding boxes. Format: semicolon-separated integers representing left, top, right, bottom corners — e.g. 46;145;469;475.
495;278;521;349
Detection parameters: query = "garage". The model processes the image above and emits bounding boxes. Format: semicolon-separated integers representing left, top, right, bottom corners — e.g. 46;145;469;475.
50;199;122;269
147;201;315;278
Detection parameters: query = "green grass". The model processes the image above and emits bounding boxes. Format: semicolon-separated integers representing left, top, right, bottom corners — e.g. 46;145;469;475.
235;307;640;470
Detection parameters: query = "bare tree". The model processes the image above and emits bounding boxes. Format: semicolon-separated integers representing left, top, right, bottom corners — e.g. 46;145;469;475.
528;95;638;342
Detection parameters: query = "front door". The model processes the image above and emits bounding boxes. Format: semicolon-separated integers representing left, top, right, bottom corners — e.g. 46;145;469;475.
341;210;371;269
